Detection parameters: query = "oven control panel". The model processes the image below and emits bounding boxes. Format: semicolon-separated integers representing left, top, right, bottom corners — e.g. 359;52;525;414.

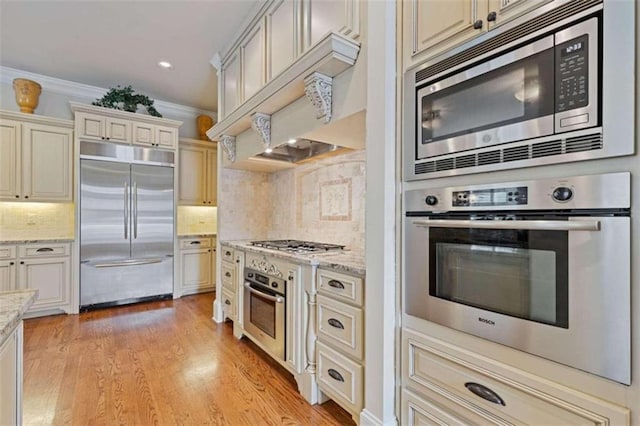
452;186;528;207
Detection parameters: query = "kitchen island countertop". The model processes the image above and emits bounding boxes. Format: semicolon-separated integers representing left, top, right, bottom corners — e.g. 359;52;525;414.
222;240;365;276
0;289;37;345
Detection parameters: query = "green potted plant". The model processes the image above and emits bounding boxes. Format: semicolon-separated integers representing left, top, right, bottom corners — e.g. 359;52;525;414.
92;85;162;117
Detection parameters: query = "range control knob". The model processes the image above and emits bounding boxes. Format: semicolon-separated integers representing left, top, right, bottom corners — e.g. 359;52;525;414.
272;282;278;288
425;195;439;206
552;187;573;202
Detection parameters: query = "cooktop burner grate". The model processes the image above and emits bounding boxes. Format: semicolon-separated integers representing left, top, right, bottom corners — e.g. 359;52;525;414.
250;239;345;252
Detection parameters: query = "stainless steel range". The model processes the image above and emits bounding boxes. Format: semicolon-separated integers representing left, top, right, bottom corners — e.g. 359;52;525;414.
250;240;345;253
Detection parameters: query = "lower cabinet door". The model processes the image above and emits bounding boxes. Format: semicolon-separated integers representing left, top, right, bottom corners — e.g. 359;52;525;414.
317;341;363;415
222;288;235;321
0;260;16;292
18;257;70;311
179;248;212;294
0;324;20;426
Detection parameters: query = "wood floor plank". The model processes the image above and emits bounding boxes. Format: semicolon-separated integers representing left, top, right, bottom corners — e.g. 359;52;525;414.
23;293;354;425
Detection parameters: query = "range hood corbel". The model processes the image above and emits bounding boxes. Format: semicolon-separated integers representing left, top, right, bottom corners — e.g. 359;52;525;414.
304;73;333;124
251;113;271;149
220;135;236;162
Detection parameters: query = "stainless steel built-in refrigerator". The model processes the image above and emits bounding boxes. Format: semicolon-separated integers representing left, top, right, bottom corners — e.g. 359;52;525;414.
80;141;174;309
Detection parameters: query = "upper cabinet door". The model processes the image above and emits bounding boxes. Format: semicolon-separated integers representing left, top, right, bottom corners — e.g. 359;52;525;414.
206;146;218;206
241;20;266;102
77;113;105;140
105;117;131;143
178;144;208;205
267;0;299;80
156;126;177;149
305;0;360;49
405;0;488;67
133;122;155;146
487;0;553;28
222;50;241;118
0;120;20;200
21;123;73;201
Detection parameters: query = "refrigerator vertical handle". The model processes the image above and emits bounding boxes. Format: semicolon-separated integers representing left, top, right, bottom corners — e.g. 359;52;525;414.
133;181;138;239
124;181;129;240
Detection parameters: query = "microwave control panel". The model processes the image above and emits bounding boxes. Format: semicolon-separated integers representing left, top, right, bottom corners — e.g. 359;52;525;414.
452;186;528;207
556;35;589;112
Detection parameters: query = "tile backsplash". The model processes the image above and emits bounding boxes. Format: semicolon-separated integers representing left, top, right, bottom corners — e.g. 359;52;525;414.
220;150;365;252
0;202;75;241
177;206;217;235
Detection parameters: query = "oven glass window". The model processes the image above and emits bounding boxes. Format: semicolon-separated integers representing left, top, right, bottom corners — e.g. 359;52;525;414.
420;49;555;145
250;291;276;338
429;227;568;328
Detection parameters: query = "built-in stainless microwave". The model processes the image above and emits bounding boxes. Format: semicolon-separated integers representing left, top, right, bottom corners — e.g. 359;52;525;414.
404;0;635;181
404;172;631;384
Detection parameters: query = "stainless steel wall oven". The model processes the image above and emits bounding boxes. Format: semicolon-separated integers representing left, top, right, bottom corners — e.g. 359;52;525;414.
404;173;631;384
403;0;635;180
243;267;286;361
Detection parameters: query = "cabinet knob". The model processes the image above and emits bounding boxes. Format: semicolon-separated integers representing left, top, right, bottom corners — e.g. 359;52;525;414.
208;249;211;252
24;195;29;199
15;195;19;198
224;299;231;305
20;261;24;265
106;137;110;140
487;11;497;22
473;19;483;29
9;262;14;265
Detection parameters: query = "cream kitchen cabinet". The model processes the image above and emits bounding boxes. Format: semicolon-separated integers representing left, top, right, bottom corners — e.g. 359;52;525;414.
316;268;365;419
70;102;181;150
1;242;72;316
0;322;22;426
178;139;217;205
402;328;630;425
216;0;361;120
220;245;238;322
403;0;552;69
178;237;216;296
0;111;74;202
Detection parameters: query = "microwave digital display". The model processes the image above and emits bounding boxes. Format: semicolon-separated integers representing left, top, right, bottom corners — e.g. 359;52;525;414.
452;186;528;207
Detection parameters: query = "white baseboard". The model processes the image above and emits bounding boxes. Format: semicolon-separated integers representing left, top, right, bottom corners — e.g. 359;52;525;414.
359;409;397;426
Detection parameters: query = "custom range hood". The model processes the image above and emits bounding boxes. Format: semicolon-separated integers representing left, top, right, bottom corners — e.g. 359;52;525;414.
255;138;351;164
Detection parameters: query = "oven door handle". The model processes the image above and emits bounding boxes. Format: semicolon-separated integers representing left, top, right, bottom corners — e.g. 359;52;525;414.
244;283;284;303
412;219;600;232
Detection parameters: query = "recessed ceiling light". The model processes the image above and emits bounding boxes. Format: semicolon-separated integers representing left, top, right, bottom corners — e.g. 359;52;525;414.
158;61;173;69
265;148;273;153
287;138;296;144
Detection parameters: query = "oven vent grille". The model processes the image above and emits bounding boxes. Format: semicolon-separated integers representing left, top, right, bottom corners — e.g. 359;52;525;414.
566;134;603;153
414;133;604;176
415;0;601;84
503;146;530;162
532;140;563;158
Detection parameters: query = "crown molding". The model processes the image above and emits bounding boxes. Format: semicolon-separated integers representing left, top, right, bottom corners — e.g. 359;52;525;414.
0;66;216;120
0;109;74;128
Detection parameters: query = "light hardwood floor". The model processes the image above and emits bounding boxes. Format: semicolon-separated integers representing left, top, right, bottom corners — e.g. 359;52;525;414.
22;293;354;425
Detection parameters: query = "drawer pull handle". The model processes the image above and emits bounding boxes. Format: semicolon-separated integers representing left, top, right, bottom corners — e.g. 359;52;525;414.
328;318;344;329
464;382;505;406
224;299;231;305
225;251;231;256
190;241;201;245
225;272;231;278
327;369;344;382
36;248;54;252
328;280;345;290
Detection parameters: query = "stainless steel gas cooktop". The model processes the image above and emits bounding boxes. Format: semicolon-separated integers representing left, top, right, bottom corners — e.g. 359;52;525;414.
250;240;345;253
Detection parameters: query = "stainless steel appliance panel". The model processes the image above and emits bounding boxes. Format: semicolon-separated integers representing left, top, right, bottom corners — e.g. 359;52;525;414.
80;159;132;262
130;164;174;259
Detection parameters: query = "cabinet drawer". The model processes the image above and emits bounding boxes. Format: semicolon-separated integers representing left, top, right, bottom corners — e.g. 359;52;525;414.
0;246;17;260
18;243;69;258
221;263;235;291
221;246;234;262
317;341;363;414
318;268;363;307
221;288;235;321
404;334;628;425
402;389;493;426
179;238;211;249
317;294;363;361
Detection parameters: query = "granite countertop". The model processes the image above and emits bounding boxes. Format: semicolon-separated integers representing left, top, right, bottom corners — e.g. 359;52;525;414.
0;238;74;244
222;240;365;276
0;289;38;345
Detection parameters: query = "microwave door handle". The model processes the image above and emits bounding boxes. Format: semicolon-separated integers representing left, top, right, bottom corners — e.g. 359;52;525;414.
244;283;284;303
413;219;600;232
